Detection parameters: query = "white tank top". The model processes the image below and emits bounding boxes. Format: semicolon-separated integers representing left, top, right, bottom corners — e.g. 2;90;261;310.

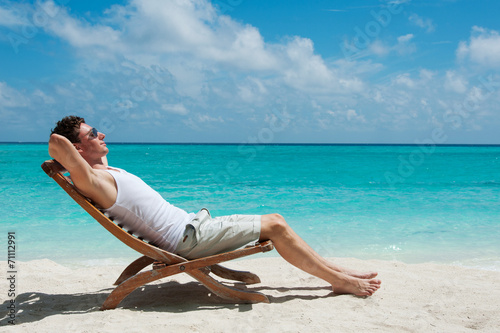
102;167;195;252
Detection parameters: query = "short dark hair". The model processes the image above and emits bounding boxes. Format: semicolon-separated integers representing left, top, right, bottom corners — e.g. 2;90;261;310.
51;115;86;143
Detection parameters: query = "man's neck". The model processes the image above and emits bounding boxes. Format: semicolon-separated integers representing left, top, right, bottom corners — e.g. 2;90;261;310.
86;156;109;170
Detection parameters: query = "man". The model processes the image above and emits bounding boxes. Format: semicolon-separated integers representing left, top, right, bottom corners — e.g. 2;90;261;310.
49;116;381;296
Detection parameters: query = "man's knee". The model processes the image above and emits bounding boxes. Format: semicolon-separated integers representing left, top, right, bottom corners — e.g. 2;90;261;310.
261;213;288;239
268;213;287;226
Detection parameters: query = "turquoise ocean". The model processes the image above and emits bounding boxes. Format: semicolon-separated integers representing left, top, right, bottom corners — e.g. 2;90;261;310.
1;143;499;270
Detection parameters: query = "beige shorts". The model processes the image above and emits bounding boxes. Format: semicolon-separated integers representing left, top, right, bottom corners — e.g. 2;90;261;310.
175;208;261;259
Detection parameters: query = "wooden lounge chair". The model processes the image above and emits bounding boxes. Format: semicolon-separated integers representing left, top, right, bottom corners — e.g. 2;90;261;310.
41;159;274;310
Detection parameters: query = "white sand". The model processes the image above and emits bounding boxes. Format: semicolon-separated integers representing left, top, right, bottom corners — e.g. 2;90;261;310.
1;257;499;332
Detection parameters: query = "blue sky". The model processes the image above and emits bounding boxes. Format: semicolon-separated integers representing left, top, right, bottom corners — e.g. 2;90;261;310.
1;0;500;143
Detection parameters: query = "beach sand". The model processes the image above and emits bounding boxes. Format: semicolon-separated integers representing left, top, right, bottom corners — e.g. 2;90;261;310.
1;257;499;332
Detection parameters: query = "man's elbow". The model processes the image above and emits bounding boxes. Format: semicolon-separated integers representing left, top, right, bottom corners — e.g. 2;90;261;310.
48;134;59;158
48;134;68;160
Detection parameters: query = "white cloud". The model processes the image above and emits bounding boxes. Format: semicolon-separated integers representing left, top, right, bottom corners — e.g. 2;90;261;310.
161;103;189;115
197;113;224;123
46;0;277;71
395;34;416;55
224;24;277;70
0;6;27;27
346;109;366;123
0;82;29;108
237;78;268;103
373;90;385;103
409;13;435;33
9;0;373;106
33;89;55;104
419;69;435;82
393;73;415;88
43;5;120;49
36;0;365;97
183;113;225;130
366;35;416;58
444;70;467;93
325;108;367;126
398;34;414;43
457;26;500;68
282;37;336;93
386;0;410;4
369;40;390;57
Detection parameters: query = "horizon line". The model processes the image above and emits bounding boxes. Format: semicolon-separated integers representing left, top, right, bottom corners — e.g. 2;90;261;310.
2;141;500;147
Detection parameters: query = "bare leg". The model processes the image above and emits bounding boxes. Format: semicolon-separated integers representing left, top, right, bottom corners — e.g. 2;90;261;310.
304;243;378;279
260;214;381;296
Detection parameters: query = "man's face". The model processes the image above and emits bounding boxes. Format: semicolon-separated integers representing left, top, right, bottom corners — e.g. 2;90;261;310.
75;123;108;158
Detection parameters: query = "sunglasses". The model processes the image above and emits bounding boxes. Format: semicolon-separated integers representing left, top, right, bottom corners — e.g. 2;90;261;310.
86;127;99;139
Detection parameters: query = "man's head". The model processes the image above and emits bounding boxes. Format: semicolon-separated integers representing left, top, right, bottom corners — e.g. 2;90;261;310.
51;115;86;143
51;115;108;162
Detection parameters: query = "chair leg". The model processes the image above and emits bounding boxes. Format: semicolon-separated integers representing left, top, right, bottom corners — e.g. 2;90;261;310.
102;264;183;310
101;264;269;310
188;269;269;304
113;256;155;285
210;264;261;284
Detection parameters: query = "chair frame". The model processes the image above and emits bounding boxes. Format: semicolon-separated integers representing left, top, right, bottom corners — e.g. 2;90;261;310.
41;159;274;310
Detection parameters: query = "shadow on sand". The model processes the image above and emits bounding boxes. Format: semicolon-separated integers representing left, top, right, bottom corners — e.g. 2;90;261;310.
0;280;334;325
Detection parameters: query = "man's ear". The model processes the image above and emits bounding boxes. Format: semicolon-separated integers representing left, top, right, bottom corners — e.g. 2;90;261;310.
73;143;83;153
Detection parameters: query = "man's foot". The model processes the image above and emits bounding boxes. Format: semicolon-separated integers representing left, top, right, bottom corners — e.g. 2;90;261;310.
322;261;378;279
332;275;381;296
343;269;378;279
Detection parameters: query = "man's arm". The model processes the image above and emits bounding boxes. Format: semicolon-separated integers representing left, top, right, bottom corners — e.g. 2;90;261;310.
48;133;93;183
48;134;116;207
